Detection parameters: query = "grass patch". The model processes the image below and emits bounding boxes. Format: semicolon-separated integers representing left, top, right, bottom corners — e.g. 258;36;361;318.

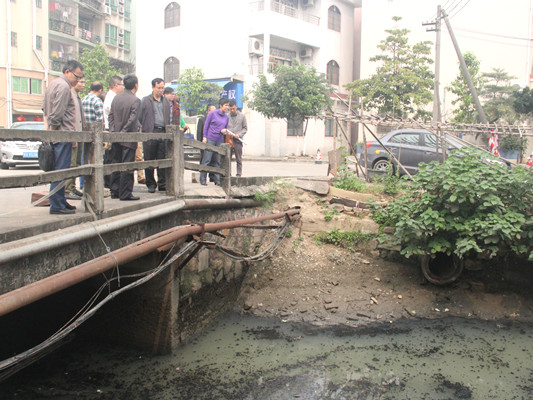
313;228;376;251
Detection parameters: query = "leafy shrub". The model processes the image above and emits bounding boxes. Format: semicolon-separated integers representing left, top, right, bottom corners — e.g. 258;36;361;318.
499;135;528;152
371;147;533;260
333;168;367;192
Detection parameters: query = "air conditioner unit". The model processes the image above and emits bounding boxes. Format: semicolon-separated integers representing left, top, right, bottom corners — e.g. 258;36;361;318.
118;28;124;36
119;0;124;4
300;47;313;58
118;37;124;46
104;5;111;15
301;0;314;7
248;38;263;56
119;5;124;14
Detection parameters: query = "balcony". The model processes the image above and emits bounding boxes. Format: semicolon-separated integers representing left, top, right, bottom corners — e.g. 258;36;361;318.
77;0;103;12
250;0;319;25
49;16;76;36
50;57;68;73
271;0;319;25
78;29;100;44
270;47;296;60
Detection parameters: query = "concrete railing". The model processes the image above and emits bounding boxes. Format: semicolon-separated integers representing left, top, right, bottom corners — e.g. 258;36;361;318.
0;123;232;218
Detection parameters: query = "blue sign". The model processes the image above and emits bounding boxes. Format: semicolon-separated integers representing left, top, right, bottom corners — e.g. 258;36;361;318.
220;82;244;109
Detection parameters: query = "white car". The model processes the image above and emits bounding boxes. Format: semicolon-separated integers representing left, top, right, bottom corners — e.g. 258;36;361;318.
0;121;43;169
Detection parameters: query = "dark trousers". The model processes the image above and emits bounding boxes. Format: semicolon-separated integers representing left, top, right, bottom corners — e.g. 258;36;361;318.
200;139;221;185
50;142;72;211
232;140;243;176
65;142;83;193
103;148;114;189
110;143;136;200
143;139;167;191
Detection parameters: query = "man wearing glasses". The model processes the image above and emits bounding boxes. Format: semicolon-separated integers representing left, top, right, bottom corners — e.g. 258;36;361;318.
42;59;84;215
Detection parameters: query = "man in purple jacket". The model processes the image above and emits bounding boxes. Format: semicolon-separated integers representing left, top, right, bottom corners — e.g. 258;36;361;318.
200;98;229;185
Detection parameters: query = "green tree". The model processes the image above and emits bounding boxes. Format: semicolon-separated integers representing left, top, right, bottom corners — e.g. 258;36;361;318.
246;59;332;134
78;45;120;96
174;67;221;114
446;52;485;123
480;68;520;123
513;86;533;117
345;16;434;119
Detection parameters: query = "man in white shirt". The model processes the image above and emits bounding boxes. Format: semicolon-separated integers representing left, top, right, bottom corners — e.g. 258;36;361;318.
103;76;123;129
103;76;124;188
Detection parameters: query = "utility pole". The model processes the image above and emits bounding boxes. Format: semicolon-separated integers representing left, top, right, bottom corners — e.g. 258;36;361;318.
423;6;442;123
442;10;488;124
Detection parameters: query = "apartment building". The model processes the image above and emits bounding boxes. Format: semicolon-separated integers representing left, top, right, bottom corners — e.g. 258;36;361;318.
0;0;48;128
136;0;362;157
0;0;135;128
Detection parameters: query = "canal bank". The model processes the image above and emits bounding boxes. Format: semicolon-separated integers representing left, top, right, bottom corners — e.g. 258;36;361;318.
2;184;533;398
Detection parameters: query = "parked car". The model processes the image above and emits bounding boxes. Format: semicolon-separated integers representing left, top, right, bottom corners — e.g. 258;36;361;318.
361;128;472;175
0;121;44;169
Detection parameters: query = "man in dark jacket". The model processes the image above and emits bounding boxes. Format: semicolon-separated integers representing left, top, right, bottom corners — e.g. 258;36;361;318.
108;74;141;201
139;78;171;193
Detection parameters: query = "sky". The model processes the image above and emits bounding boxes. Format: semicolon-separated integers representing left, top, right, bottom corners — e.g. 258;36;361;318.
360;0;532;116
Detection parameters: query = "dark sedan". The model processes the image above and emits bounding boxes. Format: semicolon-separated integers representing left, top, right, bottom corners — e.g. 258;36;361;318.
360;129;466;175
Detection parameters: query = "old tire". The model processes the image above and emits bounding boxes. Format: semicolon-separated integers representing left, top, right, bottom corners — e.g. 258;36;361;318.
372;159;391;172
420;253;464;286
0;162;8;170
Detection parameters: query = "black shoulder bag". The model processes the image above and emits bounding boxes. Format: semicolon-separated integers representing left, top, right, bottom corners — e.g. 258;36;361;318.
38;142;55;172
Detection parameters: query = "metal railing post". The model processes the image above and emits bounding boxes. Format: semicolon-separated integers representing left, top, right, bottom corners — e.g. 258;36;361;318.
84;123;105;217
166;125;183;198
220;143;232;198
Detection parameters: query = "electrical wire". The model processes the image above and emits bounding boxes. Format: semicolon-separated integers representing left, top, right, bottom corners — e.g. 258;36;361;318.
0;216;296;380
448;0;472;20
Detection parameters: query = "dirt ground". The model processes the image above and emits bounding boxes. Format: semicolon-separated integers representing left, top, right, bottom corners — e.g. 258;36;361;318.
237;183;533;327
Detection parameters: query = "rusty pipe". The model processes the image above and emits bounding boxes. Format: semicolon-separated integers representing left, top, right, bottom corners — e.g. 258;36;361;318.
0;198;261;266
0;208;300;317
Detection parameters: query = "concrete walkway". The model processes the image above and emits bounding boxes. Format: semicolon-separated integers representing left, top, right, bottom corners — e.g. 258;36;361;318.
0;158;329;244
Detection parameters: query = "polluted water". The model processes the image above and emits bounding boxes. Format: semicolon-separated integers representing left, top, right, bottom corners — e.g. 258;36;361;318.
1;313;533;399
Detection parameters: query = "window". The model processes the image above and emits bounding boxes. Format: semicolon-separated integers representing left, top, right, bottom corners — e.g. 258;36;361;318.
36;35;42;50
31;79;42;94
105;23;118;45
390;132;420;145
13;77;42;94
124;31;131;50
79;17;90;31
164;57;180;82
327;60;339;85
11;32;17;47
328;6;341;32
125;0;131;18
287;116;303;136
165;2;180;28
36;0;42;7
325;119;334;137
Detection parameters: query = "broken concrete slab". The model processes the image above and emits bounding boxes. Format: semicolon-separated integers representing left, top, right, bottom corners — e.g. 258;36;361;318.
295;179;330;196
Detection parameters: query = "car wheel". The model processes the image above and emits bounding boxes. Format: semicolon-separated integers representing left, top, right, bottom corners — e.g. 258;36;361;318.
372;159;391;172
0;162;8;170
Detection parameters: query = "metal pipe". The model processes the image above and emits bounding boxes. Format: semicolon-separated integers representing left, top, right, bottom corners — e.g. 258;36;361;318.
0;198;259;265
0;208;300;317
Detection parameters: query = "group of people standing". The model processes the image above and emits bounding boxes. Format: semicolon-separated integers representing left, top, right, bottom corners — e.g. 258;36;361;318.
42;59;247;215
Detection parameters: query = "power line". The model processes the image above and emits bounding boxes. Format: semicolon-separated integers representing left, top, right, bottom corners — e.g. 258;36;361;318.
455;27;533;42
448;0;471;19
